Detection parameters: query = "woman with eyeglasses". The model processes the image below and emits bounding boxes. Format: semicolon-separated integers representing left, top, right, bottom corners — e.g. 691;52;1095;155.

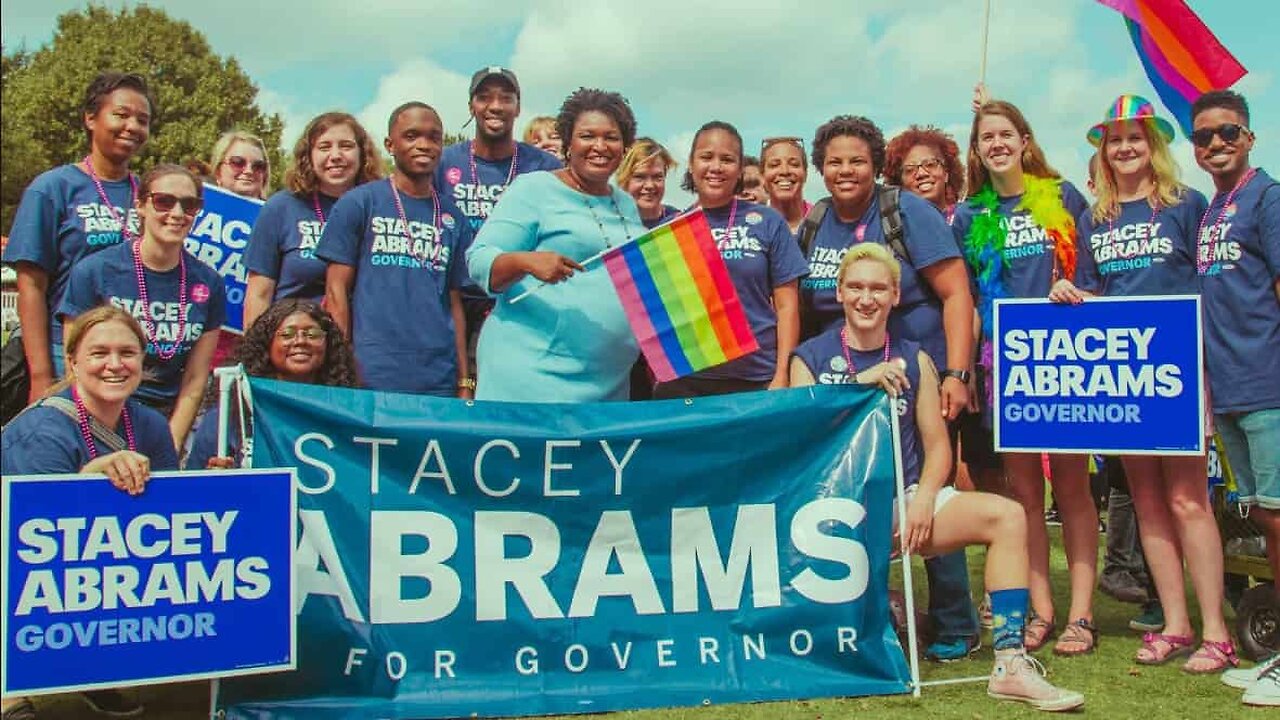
616;137;679;229
2;72;153;422
953;98;1100;656
211;130;271;200
885;126;967;224
186;299;357;469
761;136;810;233
242;113;383;331
58;165;226;450
650;121;808;398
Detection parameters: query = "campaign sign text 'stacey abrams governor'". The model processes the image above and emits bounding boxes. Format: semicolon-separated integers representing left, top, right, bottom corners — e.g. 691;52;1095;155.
217;379;908;719
993;295;1204;455
2;469;296;696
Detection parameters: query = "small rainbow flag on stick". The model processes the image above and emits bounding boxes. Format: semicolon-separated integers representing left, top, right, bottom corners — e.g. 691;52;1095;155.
1096;0;1247;137
602;209;757;382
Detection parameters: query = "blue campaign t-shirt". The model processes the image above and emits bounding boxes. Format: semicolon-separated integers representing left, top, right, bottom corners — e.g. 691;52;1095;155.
244;190;335;303
1;388;178;474
315;178;473;395
800;187;960;367
58;242;227;404
794;328;924;486
642;204;681;230
953;180;1099;300
3;164;141;347
1198;169;1280;413
691;200;809;382
1081;191;1207;297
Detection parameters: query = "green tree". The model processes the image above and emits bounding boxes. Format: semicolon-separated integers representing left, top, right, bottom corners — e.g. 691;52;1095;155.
1;5;283;231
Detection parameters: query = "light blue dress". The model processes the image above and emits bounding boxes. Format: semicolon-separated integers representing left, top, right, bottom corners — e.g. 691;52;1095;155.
466;172;642;402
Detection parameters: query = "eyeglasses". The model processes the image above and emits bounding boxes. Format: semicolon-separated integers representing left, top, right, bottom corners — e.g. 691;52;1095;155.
147;192;204;216
223;155;268;175
902;157;944;175
1190;123;1251;148
277;326;327;341
761;136;805;153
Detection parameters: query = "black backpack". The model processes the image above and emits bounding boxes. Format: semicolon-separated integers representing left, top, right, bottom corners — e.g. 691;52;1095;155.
797;185;912;266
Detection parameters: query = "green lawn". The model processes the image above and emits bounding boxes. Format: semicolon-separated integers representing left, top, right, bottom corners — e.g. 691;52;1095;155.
25;529;1263;719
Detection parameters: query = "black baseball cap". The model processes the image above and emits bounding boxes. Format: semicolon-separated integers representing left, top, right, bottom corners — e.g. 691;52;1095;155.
469;66;520;98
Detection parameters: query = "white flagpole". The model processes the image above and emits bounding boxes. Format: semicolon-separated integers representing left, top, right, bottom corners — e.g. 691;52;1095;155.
506;247;611;305
980;0;992;85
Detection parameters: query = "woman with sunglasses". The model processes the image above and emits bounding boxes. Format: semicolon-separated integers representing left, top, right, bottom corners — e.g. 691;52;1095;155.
1066;95;1232;672
2;72;153;421
651;121;808;398
616;137;679;229
187;299;357;469
953;99;1100;656
761;136;810;233
58;165;226;450
211;130;271;200
242;113;382;330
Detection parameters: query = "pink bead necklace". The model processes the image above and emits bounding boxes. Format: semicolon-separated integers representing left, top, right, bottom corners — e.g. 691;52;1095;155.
311;192;328;224
470;140;519;188
1196;167;1257;275
131;239;188;361
388;177;441;267
840;327;891;382
84;155;139;242
73;385;135;459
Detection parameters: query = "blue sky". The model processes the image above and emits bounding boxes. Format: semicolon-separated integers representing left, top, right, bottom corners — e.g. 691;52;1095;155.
3;0;1275;205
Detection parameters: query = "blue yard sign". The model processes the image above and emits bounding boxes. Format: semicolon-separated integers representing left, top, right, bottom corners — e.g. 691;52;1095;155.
2;468;296;695
993;295;1204;455
185;184;262;334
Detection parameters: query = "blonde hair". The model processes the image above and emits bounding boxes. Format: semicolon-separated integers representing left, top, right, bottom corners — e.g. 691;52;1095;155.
838;242;901;286
40;306;149;403
1090;120;1186;222
522;116;557;144
210;130;271;198
615;137;677;187
965;100;1060;196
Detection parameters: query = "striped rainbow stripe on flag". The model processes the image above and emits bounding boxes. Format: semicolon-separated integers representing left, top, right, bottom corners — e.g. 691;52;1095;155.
602;209;758;382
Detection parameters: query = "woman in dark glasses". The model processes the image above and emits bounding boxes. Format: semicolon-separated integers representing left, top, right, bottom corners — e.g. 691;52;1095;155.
2;72;153;421
211;130;271;200
761;136;810;233
58;164;226;450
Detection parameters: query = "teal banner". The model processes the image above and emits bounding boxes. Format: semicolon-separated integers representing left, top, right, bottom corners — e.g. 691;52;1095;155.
218;380;908;718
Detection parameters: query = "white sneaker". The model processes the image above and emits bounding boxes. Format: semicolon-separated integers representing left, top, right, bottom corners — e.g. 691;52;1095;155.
987;650;1085;712
1224;652;1279;690
1243;653;1280;707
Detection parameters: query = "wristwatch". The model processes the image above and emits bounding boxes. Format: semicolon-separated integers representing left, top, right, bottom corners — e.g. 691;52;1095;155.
941;368;971;383
458;377;477;391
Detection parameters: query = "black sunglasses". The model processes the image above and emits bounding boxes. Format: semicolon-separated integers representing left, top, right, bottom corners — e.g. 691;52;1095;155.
148;192;204;216
1190;123;1251;148
224;155;268;174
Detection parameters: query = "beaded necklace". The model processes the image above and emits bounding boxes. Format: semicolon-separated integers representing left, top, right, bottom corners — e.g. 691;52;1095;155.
840;327;891;381
131;239;188;361
388;177;441;267
1196;168;1256;276
73;385;135;459
311;192;328;224
84;155;139;242
470;140;518;189
582;190;633;248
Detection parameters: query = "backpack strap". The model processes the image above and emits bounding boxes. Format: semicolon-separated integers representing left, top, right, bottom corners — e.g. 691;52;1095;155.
38;395;130;453
797;198;831;256
878;185;912;267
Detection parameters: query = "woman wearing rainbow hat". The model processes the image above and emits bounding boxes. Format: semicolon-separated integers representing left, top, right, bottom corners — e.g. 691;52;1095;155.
1065;95;1233;673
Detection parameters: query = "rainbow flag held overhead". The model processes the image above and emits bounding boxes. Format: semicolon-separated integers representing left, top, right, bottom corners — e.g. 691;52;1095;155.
1096;0;1247;137
602;209;757;382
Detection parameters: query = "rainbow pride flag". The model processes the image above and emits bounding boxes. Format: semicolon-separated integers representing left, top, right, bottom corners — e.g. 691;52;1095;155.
1096;0;1246;137
602;209;757;382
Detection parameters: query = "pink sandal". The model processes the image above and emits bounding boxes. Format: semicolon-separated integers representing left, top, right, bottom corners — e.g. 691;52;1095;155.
1182;639;1239;674
1135;632;1194;665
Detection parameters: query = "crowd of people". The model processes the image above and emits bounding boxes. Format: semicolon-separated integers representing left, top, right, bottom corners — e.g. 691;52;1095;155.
2;64;1278;717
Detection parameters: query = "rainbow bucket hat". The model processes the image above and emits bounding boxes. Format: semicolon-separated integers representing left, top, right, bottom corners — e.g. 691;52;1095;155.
1086;94;1176;147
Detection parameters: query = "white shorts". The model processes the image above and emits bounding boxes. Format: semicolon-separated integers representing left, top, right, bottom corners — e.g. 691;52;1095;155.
892;485;960;532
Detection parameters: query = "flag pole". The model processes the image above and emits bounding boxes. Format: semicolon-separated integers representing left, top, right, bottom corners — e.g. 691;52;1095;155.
507;248;610;305
979;0;992;85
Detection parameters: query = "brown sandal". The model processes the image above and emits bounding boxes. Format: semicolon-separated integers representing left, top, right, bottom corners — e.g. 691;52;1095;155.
1053;618;1098;656
1023;613;1056;652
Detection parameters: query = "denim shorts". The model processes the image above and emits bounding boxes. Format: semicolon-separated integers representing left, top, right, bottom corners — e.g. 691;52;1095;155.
1216;407;1280;510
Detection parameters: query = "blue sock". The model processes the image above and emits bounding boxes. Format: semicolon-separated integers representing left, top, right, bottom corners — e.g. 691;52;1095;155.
989;588;1029;651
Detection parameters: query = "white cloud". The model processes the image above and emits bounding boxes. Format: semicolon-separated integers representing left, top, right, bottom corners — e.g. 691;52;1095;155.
354;58;471;150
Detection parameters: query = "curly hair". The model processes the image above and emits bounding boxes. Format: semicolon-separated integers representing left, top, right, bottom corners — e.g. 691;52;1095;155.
965;100;1060;197
811;116;886;176
284;112;383;195
680;120;746;195
1192;89;1250;126
884;125;966;208
82;71;154;146
554;88;637;159
235;300;358;387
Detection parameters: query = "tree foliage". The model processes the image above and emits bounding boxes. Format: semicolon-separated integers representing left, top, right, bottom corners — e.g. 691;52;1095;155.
1;6;284;231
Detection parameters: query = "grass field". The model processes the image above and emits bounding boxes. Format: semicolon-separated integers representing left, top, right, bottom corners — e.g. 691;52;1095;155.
24;528;1264;719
